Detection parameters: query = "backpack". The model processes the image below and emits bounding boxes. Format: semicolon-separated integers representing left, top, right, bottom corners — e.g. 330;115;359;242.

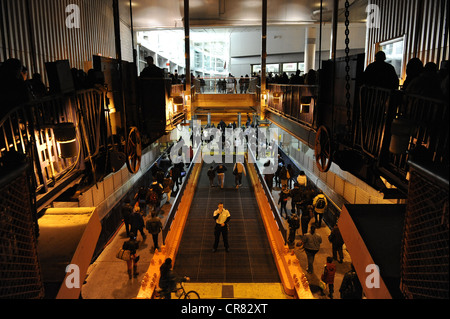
146;219;162;234
315;196;326;209
148;190;159;204
290;216;300;229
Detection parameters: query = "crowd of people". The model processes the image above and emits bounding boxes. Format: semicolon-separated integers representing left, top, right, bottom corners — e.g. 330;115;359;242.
262;155;364;299
363;50;449;101
119;152;188;279
0;58;45;119
0;57;110;121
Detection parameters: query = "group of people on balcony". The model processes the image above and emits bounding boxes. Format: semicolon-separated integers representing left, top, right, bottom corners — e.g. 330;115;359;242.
265;69;318;86
363;50;449;101
0;58;46;119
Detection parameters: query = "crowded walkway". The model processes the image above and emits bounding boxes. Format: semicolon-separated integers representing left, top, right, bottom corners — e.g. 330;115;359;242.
81;149;357;299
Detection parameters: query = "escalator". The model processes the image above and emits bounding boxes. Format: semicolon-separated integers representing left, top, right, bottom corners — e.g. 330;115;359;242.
173;161;280;283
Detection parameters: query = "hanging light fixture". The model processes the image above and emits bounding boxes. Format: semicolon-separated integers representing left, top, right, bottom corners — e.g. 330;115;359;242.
53;123;78;159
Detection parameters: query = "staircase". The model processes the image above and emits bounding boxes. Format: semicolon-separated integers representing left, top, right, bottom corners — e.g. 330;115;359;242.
193;93;258;124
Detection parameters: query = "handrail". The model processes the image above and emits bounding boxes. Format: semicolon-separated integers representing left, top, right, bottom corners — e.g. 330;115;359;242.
247;143;287;244
161;144;202;245
276;146;342;228
358;85;448;187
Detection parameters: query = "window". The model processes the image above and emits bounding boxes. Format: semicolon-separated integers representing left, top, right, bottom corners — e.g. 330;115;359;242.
379;37;405;79
298;63;305;74
267;64;280;75
282;63;297;73
252;64;261;74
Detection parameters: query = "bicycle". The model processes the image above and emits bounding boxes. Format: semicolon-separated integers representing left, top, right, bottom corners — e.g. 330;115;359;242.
156;280;200;299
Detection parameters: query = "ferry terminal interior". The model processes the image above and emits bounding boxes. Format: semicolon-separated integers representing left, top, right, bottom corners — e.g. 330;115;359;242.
0;0;448;305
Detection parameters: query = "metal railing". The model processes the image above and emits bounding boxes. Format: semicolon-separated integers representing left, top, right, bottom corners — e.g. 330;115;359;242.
1;88;107;195
247;143;287;244
357;86;448;185
193;77;258;94
161;145;202;245
266;84;319;128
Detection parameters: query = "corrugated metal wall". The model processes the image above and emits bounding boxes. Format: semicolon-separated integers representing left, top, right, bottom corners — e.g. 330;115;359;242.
366;0;449;77
0;0;119;82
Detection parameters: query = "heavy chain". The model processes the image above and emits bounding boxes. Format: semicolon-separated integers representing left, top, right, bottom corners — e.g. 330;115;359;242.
344;0;352;138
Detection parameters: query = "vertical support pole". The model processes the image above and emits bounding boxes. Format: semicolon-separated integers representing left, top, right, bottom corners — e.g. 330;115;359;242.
330;0;339;133
305;27;317;73
129;0;137;65
113;0;127;131
318;0;323;70
113;0;122;62
260;0;268;121
207;113;212;127
237;113;242;128
184;0;192;121
330;0;338;60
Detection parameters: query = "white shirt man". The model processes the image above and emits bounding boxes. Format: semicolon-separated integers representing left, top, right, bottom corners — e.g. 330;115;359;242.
213;203;231;252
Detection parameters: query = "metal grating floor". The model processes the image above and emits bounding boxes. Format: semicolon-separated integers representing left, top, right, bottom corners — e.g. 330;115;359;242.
174;161;280;283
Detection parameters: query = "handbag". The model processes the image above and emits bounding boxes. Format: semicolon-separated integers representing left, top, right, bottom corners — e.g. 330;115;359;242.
319;280;328;292
116;249;131;261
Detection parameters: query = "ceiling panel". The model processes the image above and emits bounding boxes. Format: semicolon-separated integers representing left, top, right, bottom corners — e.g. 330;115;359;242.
131;0;368;30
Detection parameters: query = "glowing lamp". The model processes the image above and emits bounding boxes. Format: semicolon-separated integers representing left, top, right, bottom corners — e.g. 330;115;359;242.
53;123;78;158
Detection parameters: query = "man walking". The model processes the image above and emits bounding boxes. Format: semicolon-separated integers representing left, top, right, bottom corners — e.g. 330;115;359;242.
233;161;246;189
215;164;227;189
302;225;322;274
313;191;327;227
213;202;231;252
146;212;163;253
207;166;216;187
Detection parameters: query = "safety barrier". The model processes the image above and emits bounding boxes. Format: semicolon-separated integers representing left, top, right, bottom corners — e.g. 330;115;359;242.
246;145;313;299
137;145;202;299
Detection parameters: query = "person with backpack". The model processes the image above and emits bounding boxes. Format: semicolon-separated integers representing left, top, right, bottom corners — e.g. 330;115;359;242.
135;186;149;216
313;191;327;227
148;177;164;213
287;213;300;245
339;264;363;299
146;212;163;253
122;232;140;279
207;166;216;187
233;161;246;189
130;206;146;241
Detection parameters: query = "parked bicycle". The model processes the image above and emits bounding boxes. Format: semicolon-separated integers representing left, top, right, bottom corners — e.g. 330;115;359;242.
156;279;200;299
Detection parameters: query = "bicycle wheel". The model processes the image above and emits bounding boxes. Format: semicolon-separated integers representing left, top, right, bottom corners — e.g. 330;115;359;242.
184;291;200;299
